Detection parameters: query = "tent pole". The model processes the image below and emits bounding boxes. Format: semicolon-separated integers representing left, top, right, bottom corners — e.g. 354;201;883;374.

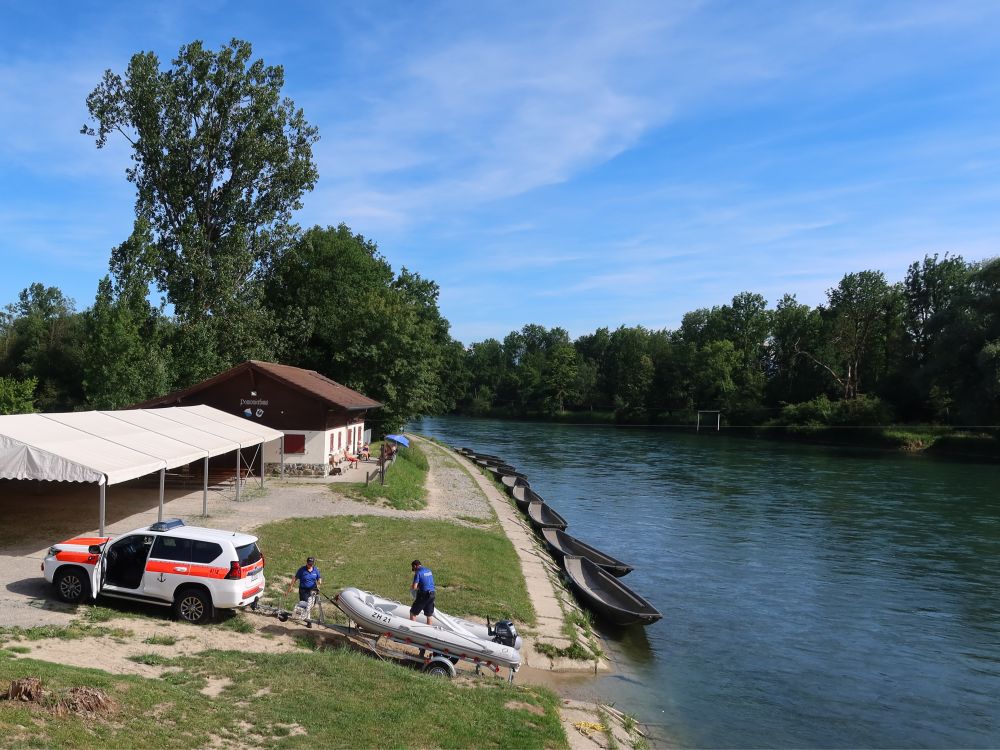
158;468;165;521
236;449;241;502
203;456;209;516
99;483;106;537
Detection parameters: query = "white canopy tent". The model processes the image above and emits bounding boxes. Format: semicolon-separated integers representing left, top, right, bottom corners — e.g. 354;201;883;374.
0;406;283;534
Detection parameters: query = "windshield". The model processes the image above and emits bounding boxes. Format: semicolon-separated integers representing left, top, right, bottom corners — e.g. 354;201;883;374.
237;542;263;566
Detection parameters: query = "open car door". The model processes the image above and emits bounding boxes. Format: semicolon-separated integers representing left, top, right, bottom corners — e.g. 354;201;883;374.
88;543;108;600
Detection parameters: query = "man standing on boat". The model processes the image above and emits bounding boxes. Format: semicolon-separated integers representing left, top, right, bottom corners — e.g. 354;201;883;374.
409;559;435;626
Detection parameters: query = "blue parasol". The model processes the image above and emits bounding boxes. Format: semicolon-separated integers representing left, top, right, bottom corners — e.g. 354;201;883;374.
385;434;410;447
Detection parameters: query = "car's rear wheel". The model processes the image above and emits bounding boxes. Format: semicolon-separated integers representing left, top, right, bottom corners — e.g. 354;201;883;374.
54;568;89;603
173;588;212;624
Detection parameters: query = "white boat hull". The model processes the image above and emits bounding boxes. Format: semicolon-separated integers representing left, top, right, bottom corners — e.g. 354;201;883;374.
336;587;521;670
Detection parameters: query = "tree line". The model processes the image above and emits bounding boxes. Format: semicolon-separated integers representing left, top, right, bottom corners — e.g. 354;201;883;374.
451;255;1000;428
1;39;998;431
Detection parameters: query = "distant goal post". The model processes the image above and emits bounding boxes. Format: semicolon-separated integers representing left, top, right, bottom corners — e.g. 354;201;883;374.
696;410;721;431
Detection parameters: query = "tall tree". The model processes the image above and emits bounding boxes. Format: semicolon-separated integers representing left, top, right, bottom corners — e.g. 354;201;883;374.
801;271;899;399
605;326;654;418
766;294;828;405
82;279;171;409
83;38;319;373
903;253;969;365
0;284;85;411
266;225;452;432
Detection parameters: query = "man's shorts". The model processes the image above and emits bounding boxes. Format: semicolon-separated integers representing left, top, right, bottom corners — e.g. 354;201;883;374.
410;590;435;617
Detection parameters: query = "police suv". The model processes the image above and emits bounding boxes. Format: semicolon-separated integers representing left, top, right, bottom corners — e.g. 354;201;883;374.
42;518;265;624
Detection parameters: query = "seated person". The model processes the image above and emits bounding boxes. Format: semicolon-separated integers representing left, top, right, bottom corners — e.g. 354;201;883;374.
359;444;370;461
344;450;359;468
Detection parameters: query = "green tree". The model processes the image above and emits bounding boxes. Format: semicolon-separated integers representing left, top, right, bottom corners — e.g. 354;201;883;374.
0;376;36;414
766;294;828;406
83;38;319;372
542;340;580;414
605;326;654;419
573;327;612;409
692;339;739;413
463;338;506;413
266;225;452;432
82;276;170;409
0;284;85;411
903;253;969;364
800;271;899;399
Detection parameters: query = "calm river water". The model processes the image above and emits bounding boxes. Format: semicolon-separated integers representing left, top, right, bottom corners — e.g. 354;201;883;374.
408;416;1000;748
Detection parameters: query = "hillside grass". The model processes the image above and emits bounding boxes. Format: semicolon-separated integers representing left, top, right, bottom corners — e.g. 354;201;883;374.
255;515;536;625
339;442;429;510
0;647;565;749
0;509;552;747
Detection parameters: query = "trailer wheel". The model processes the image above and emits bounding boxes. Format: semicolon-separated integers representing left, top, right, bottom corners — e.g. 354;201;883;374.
423;658;456;679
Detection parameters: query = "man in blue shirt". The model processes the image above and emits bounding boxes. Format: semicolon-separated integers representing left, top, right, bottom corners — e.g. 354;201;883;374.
288;556;322;606
409;559;435;626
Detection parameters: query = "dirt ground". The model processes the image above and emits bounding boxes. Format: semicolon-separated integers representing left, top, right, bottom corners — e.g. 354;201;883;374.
0;439;651;749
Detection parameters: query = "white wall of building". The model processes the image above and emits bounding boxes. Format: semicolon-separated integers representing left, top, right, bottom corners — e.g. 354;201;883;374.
263;423;367;469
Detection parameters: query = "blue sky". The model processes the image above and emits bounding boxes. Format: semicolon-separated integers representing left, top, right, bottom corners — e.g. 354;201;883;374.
2;1;999;344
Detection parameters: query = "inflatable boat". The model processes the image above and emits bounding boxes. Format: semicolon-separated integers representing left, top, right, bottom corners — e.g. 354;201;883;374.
335;587;522;671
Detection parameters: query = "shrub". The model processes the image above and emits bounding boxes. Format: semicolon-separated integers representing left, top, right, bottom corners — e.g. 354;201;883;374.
774;394;893;427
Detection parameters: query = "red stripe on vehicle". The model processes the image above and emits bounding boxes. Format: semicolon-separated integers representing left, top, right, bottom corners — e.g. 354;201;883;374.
55;551;95;564
242;585;263;598
145;560;229;579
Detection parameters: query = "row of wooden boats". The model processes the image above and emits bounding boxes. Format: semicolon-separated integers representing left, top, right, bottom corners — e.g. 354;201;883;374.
457;446;661;627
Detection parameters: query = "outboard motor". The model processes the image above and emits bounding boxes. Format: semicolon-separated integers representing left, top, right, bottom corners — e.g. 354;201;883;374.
491;620;518;648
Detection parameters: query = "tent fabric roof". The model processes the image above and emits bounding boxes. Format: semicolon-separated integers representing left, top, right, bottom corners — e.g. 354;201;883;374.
0;406;283;486
137;360;383;411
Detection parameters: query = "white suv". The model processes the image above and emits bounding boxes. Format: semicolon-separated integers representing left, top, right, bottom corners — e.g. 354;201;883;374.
42;518;265;624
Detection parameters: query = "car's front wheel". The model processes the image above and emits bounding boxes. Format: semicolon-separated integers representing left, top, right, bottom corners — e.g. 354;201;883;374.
173;588;213;624
54;568;89;603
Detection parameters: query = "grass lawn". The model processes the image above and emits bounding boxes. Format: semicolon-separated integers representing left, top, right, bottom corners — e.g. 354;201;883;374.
0;647;566;749
256;515;536;626
339;442;430;510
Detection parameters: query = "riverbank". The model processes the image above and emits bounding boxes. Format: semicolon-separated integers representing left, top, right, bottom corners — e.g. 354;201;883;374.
0;437;654;748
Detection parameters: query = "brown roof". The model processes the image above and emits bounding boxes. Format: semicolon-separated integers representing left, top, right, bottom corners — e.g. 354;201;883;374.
136;360;383;411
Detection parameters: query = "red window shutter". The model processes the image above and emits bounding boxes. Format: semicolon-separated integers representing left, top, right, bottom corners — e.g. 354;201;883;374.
285;434;306;454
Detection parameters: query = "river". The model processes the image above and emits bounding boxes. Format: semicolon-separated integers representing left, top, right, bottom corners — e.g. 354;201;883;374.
407;416;1000;748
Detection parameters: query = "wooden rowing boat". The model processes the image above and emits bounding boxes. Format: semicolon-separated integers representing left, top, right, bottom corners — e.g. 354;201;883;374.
527;500;568;531
562;556;661;627
541;527;633;577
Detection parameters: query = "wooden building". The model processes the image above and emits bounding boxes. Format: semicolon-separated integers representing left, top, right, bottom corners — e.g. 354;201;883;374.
137;360;382;477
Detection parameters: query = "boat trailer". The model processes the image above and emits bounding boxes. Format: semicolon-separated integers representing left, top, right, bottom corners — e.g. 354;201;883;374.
249;591;518;683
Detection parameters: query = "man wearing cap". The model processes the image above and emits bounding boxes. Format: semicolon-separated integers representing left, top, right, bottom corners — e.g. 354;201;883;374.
288;556;322;610
409;559;435;626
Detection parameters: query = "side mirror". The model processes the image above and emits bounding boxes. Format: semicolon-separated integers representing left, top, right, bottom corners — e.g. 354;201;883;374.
88;545;103;555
